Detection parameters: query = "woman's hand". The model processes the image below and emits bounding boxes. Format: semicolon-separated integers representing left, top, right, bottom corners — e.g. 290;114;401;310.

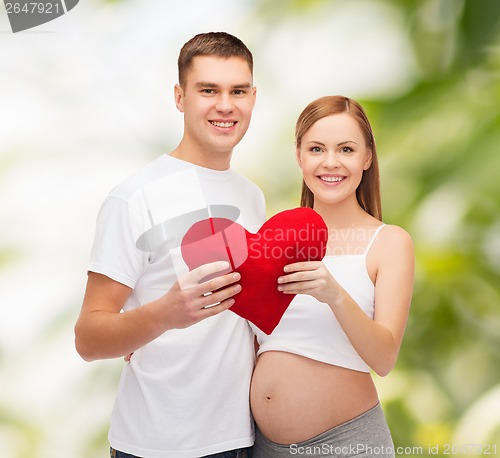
277;261;340;305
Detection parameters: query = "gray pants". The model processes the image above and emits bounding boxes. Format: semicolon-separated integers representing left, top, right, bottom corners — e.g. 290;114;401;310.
252;402;394;458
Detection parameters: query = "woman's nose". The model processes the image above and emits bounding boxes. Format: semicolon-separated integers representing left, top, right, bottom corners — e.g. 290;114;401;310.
323;152;340;168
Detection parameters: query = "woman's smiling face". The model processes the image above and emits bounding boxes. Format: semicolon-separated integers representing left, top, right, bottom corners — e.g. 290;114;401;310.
296;113;372;208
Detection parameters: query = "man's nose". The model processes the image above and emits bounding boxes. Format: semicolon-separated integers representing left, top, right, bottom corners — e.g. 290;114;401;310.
215;93;234;113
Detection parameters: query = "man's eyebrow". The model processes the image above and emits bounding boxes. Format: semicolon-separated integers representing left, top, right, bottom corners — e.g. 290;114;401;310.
232;83;252;89
194;82;252;89
195;82;218;88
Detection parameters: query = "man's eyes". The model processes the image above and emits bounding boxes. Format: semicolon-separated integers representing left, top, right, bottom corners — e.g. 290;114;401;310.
199;89;247;95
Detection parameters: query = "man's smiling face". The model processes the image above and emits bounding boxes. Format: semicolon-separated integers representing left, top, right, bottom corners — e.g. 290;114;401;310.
175;55;256;163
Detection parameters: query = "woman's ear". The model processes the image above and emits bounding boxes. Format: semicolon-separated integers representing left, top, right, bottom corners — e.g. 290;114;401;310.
296;145;302;168
363;149;373;170
174;84;184;113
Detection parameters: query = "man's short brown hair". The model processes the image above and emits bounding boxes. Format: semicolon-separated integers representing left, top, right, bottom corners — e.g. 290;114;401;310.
178;32;253;87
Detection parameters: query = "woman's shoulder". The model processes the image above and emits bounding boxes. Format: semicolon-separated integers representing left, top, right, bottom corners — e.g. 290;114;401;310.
380;223;412;239
378;224;414;255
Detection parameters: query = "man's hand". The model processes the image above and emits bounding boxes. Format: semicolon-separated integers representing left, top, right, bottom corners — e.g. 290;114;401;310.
159;261;242;329
76;261;241;361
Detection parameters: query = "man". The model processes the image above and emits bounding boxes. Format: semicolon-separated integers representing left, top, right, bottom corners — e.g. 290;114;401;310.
75;32;265;458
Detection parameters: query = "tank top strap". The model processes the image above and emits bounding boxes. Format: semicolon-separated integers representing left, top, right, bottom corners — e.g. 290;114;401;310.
363;224;386;257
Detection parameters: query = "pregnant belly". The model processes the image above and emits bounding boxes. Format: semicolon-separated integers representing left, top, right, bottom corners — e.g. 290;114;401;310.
250;351;379;444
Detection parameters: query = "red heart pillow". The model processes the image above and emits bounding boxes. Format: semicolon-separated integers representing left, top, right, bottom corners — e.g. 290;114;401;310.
181;208;328;334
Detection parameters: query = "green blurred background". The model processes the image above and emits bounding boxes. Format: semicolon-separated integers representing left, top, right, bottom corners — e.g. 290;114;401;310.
1;0;499;456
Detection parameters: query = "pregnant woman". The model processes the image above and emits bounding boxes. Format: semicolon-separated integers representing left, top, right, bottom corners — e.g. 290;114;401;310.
250;95;414;458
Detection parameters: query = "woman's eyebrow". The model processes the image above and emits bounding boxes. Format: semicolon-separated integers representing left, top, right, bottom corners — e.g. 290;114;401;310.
338;140;358;146
305;140;359;147
305;140;326;147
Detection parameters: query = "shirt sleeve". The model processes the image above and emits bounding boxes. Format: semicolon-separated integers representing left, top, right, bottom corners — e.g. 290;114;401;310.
88;196;149;289
257;187;267;225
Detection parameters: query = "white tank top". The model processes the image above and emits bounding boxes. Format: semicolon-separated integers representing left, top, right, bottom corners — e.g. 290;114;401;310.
251;224;386;373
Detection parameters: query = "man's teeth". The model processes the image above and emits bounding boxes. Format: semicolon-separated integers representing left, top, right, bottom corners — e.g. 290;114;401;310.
320;176;343;182
211;121;235;128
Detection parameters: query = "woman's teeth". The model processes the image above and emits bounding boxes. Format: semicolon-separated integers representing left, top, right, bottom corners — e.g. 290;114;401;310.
320;176;343;182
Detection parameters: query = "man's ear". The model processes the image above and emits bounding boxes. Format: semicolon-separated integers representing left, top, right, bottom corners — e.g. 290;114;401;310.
174;84;184;113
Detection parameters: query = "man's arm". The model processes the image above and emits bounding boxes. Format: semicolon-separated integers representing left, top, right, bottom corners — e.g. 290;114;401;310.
74;261;241;361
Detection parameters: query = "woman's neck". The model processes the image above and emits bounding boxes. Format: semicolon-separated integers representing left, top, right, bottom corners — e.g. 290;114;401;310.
313;198;373;229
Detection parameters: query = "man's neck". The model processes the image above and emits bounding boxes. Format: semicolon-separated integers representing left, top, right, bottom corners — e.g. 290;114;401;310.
170;143;232;171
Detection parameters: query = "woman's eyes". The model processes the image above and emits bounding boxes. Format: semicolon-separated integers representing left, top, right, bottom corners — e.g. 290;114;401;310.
309;146;354;153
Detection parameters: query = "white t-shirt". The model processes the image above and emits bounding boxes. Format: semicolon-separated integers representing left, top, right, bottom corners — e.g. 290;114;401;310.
88;154;266;457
